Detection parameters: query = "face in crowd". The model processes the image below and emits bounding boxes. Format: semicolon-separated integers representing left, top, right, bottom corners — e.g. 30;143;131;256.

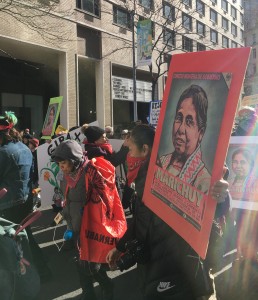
127;125;155;158
94;133;108;145
172;85;208;160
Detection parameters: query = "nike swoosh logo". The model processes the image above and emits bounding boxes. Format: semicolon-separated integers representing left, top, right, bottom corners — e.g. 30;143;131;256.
157;284;175;292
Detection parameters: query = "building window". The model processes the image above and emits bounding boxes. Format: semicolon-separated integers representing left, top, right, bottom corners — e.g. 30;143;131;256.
197;43;206;51
240;13;243;24
231;41;237;48
222;35;229;48
222;17;228;30
139;0;153;9
163;29;176;47
231;6;237;19
210;29;218;43
182;36;193;52
221;0;228;12
182;0;192;8
210;0;217;4
182;13;192;31
253;34;256;44
163;2;175;22
196;0;205;16
253;48;256;59
231;23;237;36
77;0;100;17
240;29;244;40
197;21;205;36
253;64;257;74
113;6;132;29
210;9;217;24
139;16;155;38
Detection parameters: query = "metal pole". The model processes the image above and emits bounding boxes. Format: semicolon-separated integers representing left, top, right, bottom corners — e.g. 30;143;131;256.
132;2;137;122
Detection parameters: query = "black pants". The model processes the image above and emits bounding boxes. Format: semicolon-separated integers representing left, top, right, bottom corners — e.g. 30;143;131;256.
77;260;113;300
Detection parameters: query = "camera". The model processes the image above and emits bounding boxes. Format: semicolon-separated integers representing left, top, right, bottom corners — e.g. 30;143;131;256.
116;239;148;272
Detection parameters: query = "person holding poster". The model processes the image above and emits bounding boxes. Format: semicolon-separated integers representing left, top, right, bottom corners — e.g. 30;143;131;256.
158;85;211;194
106;124;229;300
42;104;57;136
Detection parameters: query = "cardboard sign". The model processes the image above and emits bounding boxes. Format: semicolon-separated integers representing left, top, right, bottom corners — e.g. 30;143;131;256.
149;101;162;127
143;48;251;258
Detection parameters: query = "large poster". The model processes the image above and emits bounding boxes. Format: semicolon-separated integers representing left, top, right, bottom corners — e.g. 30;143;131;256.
41;96;63;140
227;136;258;211
143;48;251;258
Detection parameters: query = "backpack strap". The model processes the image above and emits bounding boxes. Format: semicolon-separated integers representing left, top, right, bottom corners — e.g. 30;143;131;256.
14;210;42;237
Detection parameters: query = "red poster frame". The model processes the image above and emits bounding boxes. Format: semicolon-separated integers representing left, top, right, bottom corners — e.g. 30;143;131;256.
143;48;251;258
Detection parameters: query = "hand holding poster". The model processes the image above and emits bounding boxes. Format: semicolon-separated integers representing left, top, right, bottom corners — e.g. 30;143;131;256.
143;48;251;258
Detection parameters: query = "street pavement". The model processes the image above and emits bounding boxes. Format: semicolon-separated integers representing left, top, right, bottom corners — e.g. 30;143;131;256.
32;208;143;300
31;208;256;300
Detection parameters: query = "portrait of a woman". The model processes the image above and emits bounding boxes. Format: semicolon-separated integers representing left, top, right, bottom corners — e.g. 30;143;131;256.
229;147;257;200
42;104;57;137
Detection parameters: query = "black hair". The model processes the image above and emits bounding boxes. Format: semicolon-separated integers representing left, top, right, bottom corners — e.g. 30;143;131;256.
130;124;155;152
176;84;208;132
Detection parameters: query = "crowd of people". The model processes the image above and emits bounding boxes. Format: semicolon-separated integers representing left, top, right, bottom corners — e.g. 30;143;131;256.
0;103;258;300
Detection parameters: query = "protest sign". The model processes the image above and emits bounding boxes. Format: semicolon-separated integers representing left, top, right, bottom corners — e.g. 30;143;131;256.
149;101;162;127
41;96;63;139
227;136;258;211
143;48;251;258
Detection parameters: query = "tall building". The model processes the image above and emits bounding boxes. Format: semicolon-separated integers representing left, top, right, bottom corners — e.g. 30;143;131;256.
243;0;258;96
0;0;244;134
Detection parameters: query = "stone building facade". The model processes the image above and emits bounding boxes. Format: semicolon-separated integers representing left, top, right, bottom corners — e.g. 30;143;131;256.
0;0;244;135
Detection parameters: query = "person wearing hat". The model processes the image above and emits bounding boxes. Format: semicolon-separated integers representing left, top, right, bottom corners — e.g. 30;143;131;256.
51;139;115;300
81;124;129;167
0;111;51;280
81;124;111;159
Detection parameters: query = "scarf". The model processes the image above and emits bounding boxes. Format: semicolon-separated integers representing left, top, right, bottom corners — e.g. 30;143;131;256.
65;158;88;189
126;154;147;185
83;141;113;154
160;145;206;185
178;145;205;184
